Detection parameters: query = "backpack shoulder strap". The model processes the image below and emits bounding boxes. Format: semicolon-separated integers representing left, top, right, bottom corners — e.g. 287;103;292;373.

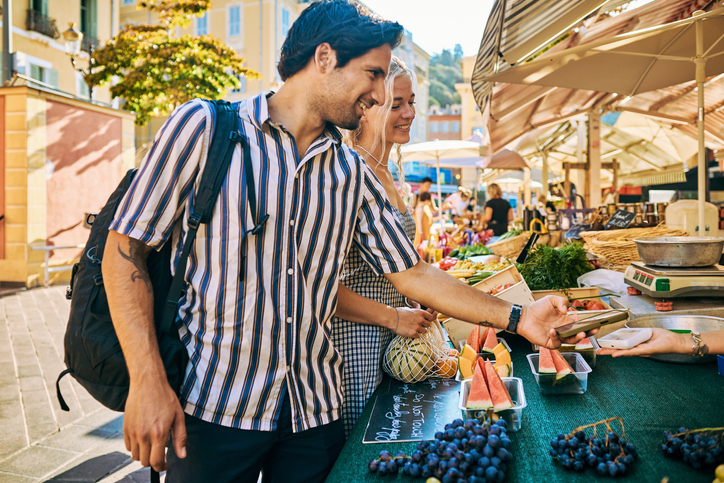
159;99;238;334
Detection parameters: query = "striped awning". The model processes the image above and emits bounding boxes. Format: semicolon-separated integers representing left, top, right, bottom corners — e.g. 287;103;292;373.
471;0;607;114
622;169;687;186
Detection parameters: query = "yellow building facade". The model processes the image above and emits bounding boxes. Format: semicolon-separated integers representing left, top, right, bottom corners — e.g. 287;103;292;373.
455;55;486;141
1;1;136;287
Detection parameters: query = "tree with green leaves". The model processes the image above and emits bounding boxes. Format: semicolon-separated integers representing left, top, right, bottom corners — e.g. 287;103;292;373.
86;0;259;125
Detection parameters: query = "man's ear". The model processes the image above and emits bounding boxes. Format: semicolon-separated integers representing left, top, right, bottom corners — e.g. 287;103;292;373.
314;43;337;73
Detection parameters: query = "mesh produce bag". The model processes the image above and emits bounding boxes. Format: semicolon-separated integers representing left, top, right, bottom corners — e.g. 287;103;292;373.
382;319;455;383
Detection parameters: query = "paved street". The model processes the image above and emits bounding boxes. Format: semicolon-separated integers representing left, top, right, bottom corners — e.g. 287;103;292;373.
0;286;157;483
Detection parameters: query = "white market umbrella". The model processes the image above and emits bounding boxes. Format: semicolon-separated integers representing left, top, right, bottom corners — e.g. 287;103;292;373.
478;7;724;235
401;140;485;227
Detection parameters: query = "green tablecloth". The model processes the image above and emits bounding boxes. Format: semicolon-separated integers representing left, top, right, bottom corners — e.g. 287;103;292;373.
326;334;724;482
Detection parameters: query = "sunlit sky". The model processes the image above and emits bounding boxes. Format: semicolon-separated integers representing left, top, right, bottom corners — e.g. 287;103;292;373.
361;0;657;58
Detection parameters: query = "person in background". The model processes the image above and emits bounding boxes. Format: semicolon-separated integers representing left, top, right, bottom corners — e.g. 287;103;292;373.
332;56;434;438
410;176;434;211
598;329;724;358
482;183;513;236
538;193;556;213
414;191;434;248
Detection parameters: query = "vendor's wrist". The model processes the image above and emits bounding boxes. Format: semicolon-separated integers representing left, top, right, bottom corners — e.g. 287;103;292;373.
383;305;397;331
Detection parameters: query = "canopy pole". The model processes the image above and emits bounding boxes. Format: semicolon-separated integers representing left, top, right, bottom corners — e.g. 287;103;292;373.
541;151;549;196
695;13;706;235
436;155;444;235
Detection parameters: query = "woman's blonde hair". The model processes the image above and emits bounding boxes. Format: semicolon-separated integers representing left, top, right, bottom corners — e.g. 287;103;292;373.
487;183;503;199
343;55;417;197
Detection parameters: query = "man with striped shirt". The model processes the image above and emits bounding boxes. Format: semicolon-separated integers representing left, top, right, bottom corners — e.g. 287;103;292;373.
102;1;585;482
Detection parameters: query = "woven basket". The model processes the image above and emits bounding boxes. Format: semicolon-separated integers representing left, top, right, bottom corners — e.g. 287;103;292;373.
580;226;689;271
487;233;528;260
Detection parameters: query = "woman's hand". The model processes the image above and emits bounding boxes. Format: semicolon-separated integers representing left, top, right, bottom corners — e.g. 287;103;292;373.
516;295;598;349
597;328;688;358
390;306;436;338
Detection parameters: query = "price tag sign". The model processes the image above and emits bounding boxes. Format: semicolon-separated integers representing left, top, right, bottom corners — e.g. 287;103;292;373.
565;223;592;239
604;210;636;230
362;378;461;443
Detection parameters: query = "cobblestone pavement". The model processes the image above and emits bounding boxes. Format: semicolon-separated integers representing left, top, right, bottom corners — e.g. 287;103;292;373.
0;286;157;483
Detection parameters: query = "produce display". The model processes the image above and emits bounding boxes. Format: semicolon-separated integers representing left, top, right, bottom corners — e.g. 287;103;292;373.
383;321;452;383
489;283;514;295
460;326;512;379
549;417;638;476
516;242;593;291
449;243;494;259
661;427;724;469
570;299;607;311
537;348;579;387
496;230;523;241
367;414;514;481
441;258;513;285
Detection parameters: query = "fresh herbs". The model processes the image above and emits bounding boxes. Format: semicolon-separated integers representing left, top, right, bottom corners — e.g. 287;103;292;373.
516;242;593;291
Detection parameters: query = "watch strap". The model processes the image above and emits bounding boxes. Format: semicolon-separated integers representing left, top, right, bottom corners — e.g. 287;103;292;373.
507;304;522;334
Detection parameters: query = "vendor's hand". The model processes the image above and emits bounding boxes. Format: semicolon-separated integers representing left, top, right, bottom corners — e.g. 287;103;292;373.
391;306;436;338
407;299;440;320
597;328;687;358
517;295;598;350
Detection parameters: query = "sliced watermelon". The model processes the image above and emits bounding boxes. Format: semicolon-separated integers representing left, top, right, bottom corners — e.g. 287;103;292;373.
481;328;498;353
538;347;557;374
483;360;513;411
468;325;481;353
466;363;493;410
551;350;575;380
575;337;594;350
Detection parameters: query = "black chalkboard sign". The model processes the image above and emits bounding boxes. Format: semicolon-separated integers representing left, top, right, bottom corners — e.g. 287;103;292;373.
362;378;461;444
564;223;592;239
605;210;636;230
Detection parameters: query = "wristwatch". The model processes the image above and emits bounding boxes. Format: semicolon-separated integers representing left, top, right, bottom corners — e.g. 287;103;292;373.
506;304;522;334
691;332;708;357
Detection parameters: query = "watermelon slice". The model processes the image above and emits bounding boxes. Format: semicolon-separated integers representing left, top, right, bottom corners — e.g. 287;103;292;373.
483;360;513;411
551;350;575;380
468;325;481;353
481;327;498;353
538;347;557;374
575;337;594;350
466;363;493;410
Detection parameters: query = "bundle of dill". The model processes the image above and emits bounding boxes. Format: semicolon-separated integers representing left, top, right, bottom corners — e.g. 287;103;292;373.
516;242;593;291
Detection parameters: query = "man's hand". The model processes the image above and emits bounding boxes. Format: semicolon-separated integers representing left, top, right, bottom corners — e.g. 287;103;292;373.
124;376;187;471
517;296;598;350
392;306;436;338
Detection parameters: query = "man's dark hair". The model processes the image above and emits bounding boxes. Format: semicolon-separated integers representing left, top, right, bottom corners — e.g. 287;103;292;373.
277;0;404;81
420;192;432;202
421;177;433;184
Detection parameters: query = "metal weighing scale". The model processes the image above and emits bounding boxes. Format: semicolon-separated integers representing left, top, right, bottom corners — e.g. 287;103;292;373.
624;261;724;298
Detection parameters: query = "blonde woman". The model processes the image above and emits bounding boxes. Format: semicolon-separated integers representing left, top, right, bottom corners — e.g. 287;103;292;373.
331;57;435;437
482;183;513;236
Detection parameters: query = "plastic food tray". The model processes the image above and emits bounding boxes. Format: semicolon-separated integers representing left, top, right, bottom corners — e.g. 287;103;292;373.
458;377;526;432
455;360;514;382
532;337;600;368
526;352;592;395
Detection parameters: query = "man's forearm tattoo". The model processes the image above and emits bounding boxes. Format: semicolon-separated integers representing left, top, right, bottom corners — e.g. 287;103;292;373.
478;321;493;327
117;240;152;293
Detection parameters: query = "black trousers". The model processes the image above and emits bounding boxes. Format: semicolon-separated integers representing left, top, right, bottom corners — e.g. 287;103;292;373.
166;391;345;483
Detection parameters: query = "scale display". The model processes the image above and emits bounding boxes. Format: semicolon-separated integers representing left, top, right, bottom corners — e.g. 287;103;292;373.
624;262;724;298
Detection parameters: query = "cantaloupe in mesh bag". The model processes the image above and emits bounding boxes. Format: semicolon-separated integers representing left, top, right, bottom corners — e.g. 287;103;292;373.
382;319;450;383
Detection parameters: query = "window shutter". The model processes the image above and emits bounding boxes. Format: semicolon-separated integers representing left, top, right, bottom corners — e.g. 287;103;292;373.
46;69;59;88
30;64;42;82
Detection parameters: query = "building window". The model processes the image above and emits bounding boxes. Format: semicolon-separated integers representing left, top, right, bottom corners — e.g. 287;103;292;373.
29;64;58;88
197;13;208;35
441;121;449;133
452;121;460;132
430;122;438;133
231;75;247;94
229;6;241;37
76;72;90;98
281;8;290;38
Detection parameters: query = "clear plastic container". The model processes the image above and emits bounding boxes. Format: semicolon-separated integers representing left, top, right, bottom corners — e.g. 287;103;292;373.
532;336;600;368
526;352;592;395
458;377;526;432
459;337;512;354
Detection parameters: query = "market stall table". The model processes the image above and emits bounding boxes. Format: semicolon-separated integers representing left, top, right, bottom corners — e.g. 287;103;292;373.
325;334;723;482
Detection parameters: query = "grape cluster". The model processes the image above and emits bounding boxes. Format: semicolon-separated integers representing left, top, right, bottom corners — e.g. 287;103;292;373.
367;416;513;482
661;427;724;469
549;429;637;477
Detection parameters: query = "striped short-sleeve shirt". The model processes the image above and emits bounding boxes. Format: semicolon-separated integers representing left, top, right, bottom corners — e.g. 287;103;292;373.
110;94;420;433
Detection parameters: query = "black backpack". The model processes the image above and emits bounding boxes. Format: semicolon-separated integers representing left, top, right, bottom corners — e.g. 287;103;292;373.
56;99;267;414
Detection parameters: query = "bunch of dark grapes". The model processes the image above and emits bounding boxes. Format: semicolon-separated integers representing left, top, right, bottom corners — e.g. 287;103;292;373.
661;427;724;469
367;416;513;482
549;429;637;477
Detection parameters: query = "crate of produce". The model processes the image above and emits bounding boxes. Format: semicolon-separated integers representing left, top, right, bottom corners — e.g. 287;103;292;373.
531;287;613;312
526;352;592;395
471;265;536;305
459;377;526;432
578;226;688;272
